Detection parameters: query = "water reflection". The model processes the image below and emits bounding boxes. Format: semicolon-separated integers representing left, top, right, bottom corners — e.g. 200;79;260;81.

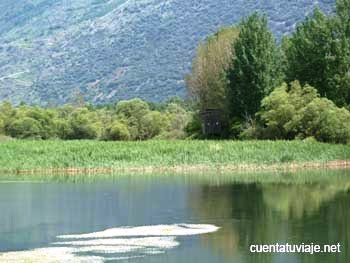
0;169;349;263
189;174;350;263
262;182;350;219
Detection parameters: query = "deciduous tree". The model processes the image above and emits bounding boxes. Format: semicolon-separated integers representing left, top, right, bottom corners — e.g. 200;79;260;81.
283;0;350;106
227;13;283;120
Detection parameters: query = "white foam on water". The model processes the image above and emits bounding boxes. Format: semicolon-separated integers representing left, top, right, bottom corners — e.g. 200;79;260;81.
77;246;165;256
0;247;105;263
0;224;219;263
58;224;219;239
54;236;179;248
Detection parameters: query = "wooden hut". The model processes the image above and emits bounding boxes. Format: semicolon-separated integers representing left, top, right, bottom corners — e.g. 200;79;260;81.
201;109;222;135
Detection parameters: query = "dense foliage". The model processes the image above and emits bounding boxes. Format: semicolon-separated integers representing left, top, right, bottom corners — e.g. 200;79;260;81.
186;27;239;116
1;1;348;144
227;13;284;120
283;0;350;107
252;81;350;144
186;0;349;143
0;99;192;141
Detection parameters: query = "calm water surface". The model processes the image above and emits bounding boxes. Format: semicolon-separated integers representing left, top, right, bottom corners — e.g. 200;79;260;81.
0;171;349;263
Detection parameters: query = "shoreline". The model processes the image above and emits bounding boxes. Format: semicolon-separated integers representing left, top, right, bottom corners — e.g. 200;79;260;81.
1;140;349;176
1;160;349;176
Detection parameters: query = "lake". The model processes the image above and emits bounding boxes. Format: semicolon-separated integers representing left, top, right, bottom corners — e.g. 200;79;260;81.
0;170;349;263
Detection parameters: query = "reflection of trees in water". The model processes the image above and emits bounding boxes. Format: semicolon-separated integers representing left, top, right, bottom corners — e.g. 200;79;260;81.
262;182;350;263
262;183;350;219
189;181;350;263
189;184;274;262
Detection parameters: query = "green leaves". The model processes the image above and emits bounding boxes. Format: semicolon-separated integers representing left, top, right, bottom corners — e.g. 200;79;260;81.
0;98;191;141
7;117;41;139
186;26;239;116
104;121;131;141
283;1;350;107
228;12;284;120
258;82;350;143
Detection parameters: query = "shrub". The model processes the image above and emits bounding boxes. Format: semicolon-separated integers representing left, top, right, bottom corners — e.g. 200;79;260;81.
185;113;203;138
116;99;150;140
0;99;193;141
255;81;350;143
67;109;99;139
22;107;57;139
7;117;42;139
105;121;130;141
140;111;170;139
258;81;318;139
291;98;350;143
0;117;4;134
238;118;261;140
54;119;72;140
165;103;191;139
116;99;150;120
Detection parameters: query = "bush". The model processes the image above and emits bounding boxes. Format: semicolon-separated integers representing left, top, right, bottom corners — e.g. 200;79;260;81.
184;113;203;139
54;119;72;140
165;103;191;139
67;109;100;139
0;117;4;134
105;121;130;141
292;98;350;143
254;81;350;143
116;99;150;120
23;107;57;139
140;111;170;139
7;117;42;139
258;81;318;139
0;99;193;141
238;118;261;140
116;99;150;140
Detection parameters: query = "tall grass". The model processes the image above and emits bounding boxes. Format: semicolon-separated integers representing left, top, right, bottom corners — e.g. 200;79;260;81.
0;140;349;172
0;168;349;184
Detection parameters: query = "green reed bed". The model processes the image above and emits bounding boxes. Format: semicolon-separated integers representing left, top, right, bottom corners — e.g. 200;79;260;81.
0;140;349;173
0;168;349;185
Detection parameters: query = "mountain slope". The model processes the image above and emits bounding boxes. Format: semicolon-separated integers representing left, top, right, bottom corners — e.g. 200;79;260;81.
0;0;335;105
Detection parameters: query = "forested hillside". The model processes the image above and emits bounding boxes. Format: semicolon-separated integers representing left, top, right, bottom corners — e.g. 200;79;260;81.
0;0;334;105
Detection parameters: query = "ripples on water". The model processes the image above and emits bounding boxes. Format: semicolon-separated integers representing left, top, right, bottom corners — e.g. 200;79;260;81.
0;169;349;263
0;224;219;262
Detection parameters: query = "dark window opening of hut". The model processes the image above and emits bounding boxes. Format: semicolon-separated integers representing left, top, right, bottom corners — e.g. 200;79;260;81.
201;109;222;136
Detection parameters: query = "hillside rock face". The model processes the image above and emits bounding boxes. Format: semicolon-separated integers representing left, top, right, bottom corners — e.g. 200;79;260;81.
0;0;334;105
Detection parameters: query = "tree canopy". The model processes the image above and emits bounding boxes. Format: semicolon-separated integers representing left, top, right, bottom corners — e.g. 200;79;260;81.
283;0;350;106
227;12;284;120
186;26;239;116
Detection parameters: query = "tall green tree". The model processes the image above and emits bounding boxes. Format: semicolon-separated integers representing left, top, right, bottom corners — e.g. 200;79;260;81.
335;0;350;37
283;0;350;107
227;12;283;120
186;26;239;116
